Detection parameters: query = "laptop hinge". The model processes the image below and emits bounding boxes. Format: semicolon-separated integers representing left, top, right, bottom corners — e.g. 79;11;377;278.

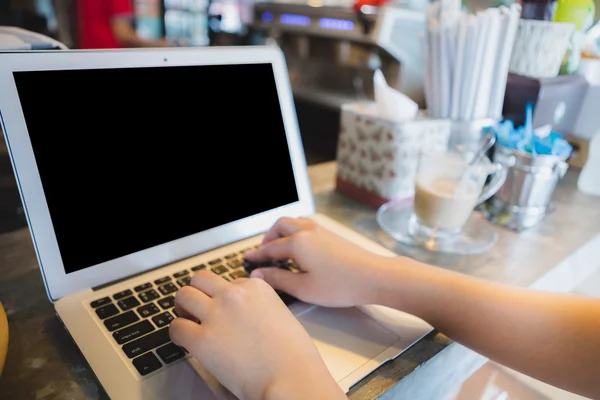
91;232;261;291
91;265;166;291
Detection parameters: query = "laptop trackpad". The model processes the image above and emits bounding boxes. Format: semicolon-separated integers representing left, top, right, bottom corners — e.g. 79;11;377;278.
295;306;400;383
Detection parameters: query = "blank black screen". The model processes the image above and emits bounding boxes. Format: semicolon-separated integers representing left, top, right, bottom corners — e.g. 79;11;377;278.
13;63;299;274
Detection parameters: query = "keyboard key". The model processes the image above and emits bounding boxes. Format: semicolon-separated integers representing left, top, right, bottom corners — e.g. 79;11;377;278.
208;258;222;266
157;296;175;310
137;303;160;318
139;289;160;303
228;259;243;269
90;297;111;308
222;276;230;282
96;303;119;320
224;253;237;260
154;276;171;285
230;269;248;280
156;342;186;364
211;265;228;275
282;260;300;272
113;320;155;345
104;310;140;332
243;260;259;274
243;260;277;274
152;311;174;327
173;270;189;278
118;296;141;311
191;264;206;272
158;282;178;295
172;309;178;317
134;283;152;292
122;327;170;359
113;289;133;300
240;247;253;254
177;276;192;287
132;352;162;376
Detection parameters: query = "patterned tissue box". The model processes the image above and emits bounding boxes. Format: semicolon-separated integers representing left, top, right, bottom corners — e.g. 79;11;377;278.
336;102;451;208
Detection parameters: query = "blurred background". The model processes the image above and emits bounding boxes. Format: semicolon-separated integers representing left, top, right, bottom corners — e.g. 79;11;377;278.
1;0;598;49
1;0;599;167
1;0;600;234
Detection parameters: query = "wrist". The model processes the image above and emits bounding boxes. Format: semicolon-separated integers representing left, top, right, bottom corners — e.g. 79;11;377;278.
362;256;444;320
357;255;405;306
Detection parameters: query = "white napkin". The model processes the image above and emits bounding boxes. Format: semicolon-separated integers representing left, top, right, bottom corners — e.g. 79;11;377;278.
374;69;418;123
578;131;600;196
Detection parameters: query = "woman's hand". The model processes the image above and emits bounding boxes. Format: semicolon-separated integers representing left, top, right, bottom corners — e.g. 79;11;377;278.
169;271;346;400
244;217;393;307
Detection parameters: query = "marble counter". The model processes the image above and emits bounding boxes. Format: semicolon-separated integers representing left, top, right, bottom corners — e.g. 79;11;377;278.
0;162;599;400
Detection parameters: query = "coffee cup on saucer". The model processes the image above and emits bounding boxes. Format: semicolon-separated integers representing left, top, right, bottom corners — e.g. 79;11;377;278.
377;148;507;254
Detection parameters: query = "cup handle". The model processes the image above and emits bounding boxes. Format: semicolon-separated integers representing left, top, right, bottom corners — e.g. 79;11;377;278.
477;163;507;204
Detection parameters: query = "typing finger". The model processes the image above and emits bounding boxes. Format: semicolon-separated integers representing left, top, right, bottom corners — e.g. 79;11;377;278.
190;270;229;297
261;217;309;244
169;317;205;354
245;237;294;263
175;285;211;321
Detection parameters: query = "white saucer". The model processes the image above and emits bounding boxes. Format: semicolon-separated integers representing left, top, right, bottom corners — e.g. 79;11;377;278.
376;199;498;255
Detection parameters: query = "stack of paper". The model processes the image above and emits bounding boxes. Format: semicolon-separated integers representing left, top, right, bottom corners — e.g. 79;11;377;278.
425;1;522;121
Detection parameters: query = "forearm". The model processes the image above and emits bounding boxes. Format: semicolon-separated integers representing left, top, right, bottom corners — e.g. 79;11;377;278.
366;256;600;398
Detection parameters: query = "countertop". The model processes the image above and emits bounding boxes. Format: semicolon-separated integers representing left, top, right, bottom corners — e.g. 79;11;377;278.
1;162;599;399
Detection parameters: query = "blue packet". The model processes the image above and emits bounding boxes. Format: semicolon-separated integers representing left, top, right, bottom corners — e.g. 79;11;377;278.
551;138;573;158
491;103;572;159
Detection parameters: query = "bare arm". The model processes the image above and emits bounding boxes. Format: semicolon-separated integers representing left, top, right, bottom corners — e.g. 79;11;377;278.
246;217;600;399
368;257;600;399
111;17;167;48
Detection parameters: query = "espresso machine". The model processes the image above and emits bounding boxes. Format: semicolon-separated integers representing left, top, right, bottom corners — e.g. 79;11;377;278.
248;0;426;163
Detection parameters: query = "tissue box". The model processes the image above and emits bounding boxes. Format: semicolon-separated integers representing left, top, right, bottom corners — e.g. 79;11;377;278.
336;102;451;208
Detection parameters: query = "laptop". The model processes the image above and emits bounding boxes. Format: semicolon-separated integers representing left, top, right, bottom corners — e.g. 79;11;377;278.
0;46;433;399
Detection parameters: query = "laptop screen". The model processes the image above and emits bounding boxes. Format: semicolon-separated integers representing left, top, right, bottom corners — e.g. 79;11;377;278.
13;63;299;274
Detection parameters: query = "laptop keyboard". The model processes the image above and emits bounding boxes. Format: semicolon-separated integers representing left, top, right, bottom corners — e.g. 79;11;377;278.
89;246;299;377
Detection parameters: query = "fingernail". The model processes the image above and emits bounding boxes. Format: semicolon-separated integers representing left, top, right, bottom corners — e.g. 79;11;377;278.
251;270;264;280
